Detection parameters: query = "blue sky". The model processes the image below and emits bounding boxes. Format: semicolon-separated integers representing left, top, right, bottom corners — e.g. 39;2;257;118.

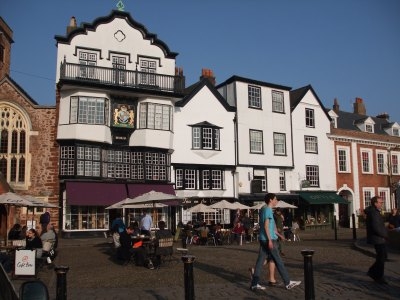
1;0;400;122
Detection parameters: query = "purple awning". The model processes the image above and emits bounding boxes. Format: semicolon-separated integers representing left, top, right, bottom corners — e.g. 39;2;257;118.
127;183;176;199
66;182;127;206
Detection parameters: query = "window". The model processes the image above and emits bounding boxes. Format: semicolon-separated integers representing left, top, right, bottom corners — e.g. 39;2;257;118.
79;51;97;78
376;152;387;174
0;105;28;184
250;130;263;153
60;145;170;181
378;188;389;212
0;45;4;64
306;165;319;187
248;85;261;108
337;147;350;173
361;149;373;173
305;108;315;128
65;206;109;231
279;170;286;191
139;103;172;131
273;133;286;155
392;154;399;175
254;175;267;192
393;128;399;136
112;55;126;84
272;91;284;113
305;136;318;153
191;125;220;150
363;188;374;208
70;96;109;125
175;168;224;190
365;124;373;133
139;59;157;85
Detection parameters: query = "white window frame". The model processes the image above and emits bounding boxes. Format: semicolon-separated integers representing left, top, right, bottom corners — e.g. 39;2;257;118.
378;188;390;212
272;90;284;113
305;136;318;153
362;187;374;208
360;148;373;174
248;85;261;108
306;165;319;187
376;151;388;175
273;132;286;155
365;123;374;133
392;153;399;175
305;108;315;128
249;130;263;153
279;170;286;191
337;146;350;173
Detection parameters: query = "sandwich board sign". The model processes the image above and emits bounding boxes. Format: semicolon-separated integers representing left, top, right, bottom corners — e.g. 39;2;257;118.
14;249;36;276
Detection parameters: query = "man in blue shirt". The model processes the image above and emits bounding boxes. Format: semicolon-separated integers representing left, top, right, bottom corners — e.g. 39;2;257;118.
250;193;301;291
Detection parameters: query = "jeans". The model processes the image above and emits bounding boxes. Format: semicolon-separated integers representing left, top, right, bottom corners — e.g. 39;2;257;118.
251;240;290;286
369;243;387;279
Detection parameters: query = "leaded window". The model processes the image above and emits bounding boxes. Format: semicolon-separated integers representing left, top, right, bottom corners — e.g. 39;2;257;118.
248;85;261;108
139;103;172;130
250;130;263;153
272;91;284;113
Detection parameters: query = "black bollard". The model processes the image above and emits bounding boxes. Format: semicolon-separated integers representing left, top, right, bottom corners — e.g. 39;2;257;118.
182;235;187;248
352;213;357;240
333;215;337;240
182;255;196;300
301;250;315;300
55;265;70;300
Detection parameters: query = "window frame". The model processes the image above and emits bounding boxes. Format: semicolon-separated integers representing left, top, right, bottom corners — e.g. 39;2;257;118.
249;129;263;154
304;135;318;153
376;151;387;175
139;102;172;131
273;132;286;156
248;85;262;109
337;146;350;173
271;90;284;113
360;149;373;174
306;165;319;187
69;96;109;125
191;125;220;150
305;108;315;128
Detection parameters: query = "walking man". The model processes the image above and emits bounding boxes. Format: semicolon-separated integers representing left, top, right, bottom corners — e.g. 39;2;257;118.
250;192;301;290
365;196;388;284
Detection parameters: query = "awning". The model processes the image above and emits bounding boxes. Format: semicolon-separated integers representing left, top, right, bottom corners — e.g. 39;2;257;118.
126;183;175;199
66;182;127;206
298;191;348;205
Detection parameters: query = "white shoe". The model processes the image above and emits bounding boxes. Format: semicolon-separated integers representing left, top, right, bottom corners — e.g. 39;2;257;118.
286;280;301;290
250;284;266;290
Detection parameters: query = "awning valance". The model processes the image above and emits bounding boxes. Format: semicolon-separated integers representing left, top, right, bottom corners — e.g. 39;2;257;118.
66;182;127;206
298;191;348;205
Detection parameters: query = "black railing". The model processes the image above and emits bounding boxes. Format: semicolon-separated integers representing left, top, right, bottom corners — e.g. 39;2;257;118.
60;61;185;94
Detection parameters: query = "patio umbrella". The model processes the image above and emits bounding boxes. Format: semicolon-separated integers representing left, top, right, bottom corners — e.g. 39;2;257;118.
187;203;216;213
232;202;250;210
276;200;297;209
122;190;181;206
0;192;35;244
23;195;59;208
209;199;237;210
251;202;266;210
106;197;168;209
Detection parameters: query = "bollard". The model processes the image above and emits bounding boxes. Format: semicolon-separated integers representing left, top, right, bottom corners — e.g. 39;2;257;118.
301;250;315;300
182;255;196;300
55;265;70;300
333;215;337;240
352;213;357;240
182;236;187;248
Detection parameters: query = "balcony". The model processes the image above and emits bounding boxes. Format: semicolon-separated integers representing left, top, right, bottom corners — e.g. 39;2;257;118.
59;61;185;94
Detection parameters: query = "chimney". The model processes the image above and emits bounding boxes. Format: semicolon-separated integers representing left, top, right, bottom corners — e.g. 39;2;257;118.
333;98;340;113
353;97;366;115
200;68;216;85
376;112;390;121
175;67;184;76
67;16;77;35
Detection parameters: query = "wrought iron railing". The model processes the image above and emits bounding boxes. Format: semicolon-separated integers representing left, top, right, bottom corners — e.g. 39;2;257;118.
59;61;185;93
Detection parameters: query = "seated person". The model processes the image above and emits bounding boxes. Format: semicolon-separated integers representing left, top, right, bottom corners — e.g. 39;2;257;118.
117;225;150;268
154;221;173;266
196;222;209;245
25;228;43;258
231;221;245;244
130;221;141;236
8;224;22;240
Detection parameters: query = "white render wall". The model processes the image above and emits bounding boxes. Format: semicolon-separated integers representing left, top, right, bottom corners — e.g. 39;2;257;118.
289;89;337;191
56;17;176;81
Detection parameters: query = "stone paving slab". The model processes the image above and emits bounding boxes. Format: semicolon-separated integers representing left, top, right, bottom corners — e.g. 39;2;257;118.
9;228;400;299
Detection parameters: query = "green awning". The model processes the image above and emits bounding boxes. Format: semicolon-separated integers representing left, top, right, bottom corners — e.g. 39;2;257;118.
298;191;348;205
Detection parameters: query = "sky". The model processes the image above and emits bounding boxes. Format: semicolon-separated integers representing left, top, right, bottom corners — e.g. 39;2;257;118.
1;0;400;122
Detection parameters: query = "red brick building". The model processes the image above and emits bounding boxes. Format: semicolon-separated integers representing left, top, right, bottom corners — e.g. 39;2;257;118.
0;17;59;240
328;98;400;227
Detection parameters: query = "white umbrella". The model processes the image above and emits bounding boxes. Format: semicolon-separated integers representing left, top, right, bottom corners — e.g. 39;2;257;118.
105;198;131;210
122;190;181;206
187;203;216;213
251;202;266;210
124;202;167;209
209;199;237;210
0;192;35;244
232;202;250;210
23;195;59;208
276;200;297;209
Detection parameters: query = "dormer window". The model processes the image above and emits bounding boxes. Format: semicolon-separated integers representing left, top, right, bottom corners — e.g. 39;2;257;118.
190;121;221;150
393;128;399;136
365;124;373;133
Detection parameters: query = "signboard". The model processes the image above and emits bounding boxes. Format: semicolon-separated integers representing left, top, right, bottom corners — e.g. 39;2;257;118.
112;104;135;128
14;250;36;276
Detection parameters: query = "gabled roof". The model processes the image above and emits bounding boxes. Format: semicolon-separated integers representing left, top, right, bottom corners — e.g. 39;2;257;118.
176;78;236;112
334;110;394;135
290;84;331;120
0;75;40;106
55;10;178;59
216;75;291;91
188;121;222;128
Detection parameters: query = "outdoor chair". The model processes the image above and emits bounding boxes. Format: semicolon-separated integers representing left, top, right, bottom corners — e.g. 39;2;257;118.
154;237;174;267
206;233;216;246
